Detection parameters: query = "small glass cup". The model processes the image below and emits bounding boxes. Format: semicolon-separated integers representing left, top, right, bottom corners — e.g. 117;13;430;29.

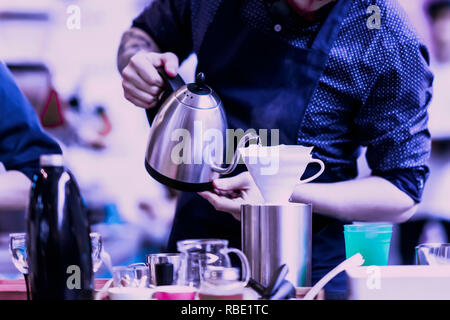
9;233;30;300
90;232;103;272
9;233;28;274
112;266;136;288
415;243;450;265
128;264;150;288
147;253;181;286
109;265;153;300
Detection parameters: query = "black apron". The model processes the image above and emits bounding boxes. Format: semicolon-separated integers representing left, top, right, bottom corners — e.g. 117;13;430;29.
168;0;353;293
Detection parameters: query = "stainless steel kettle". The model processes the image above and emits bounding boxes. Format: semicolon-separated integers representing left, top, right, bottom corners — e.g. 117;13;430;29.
145;70;257;191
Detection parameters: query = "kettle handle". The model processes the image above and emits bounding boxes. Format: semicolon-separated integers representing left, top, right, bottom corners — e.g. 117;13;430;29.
145;67;185;125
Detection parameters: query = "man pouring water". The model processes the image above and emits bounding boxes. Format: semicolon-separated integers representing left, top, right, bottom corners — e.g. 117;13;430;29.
118;0;432;292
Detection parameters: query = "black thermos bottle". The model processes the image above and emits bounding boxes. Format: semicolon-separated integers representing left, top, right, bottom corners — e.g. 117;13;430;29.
27;154;93;300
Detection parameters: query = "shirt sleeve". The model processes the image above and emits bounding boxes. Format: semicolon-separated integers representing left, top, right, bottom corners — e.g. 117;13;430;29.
132;0;193;62
0;62;62;180
354;39;433;203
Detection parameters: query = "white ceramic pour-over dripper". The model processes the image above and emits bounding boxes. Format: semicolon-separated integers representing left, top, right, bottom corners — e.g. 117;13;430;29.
239;145;325;204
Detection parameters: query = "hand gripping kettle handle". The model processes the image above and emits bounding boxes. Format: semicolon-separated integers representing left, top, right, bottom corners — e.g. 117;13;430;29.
145;67;185;125
223;248;251;286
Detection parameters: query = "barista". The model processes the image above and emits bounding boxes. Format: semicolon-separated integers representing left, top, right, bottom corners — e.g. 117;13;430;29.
118;0;432;291
0;62;62;211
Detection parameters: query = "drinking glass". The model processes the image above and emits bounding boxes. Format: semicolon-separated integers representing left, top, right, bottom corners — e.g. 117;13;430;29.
128;264;150;288
9;233;28;274
147;253;181;286
9;233;30;300
112;266;136;288
415;243;450;265
9;232;104;273
90;232;103;272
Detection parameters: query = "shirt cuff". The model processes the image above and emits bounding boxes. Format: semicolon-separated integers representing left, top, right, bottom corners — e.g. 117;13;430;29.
372;166;430;203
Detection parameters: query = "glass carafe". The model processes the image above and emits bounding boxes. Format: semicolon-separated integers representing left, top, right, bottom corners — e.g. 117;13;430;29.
176;239;250;288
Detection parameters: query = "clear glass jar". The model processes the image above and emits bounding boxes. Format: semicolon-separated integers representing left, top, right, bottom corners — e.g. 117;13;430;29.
176;239;250;288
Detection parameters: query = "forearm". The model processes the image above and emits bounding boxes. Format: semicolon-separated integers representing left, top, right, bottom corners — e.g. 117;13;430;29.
117;27;161;74
290;176;417;223
0;171;31;211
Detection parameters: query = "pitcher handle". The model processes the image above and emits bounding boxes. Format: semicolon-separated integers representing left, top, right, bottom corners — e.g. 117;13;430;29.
223;248;251;286
127;262;148;268
298;158;325;185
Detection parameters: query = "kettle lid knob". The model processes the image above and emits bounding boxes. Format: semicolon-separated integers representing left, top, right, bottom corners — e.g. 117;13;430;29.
188;72;211;95
196;72;206;85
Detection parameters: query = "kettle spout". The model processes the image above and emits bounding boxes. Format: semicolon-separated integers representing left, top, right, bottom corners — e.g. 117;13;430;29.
210;132;260;175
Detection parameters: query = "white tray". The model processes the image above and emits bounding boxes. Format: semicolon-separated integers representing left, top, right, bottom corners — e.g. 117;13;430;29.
346;265;450;300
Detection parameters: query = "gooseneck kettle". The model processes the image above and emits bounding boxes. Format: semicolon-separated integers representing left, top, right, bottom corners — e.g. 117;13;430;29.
145;70;257;192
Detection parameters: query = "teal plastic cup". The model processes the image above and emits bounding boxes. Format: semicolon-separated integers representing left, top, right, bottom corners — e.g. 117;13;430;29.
343;223;393;266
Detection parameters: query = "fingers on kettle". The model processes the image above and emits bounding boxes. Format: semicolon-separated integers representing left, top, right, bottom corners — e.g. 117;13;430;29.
198;191;241;215
122;66;158;94
122;81;155;105
130;52;164;87
159;52;179;77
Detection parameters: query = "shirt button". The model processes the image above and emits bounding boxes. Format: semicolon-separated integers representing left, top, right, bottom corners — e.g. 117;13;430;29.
418;179;424;189
274;24;282;32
